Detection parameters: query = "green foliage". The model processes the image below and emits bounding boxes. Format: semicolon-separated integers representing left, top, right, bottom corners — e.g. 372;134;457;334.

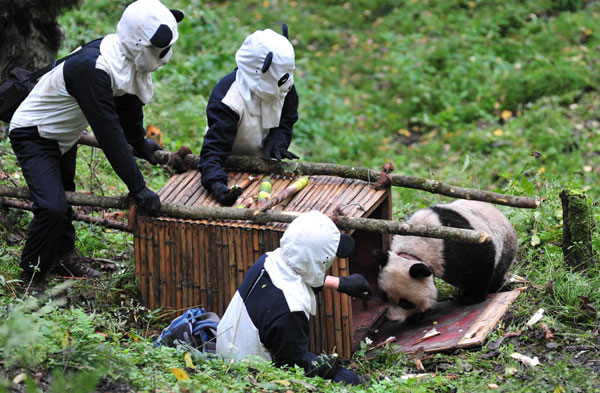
0;0;599;391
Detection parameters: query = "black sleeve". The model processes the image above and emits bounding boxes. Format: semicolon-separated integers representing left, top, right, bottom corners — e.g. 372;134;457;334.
263;85;299;148
197;94;240;190
114;94;146;147
264;311;336;378
64;60;146;193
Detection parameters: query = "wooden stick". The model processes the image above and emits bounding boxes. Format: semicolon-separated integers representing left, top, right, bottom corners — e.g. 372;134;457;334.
76;133;539;209
0;185;490;244
259;176;308;212
0;196;130;232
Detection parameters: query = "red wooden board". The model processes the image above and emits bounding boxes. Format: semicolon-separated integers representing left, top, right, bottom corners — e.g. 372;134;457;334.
367;289;523;354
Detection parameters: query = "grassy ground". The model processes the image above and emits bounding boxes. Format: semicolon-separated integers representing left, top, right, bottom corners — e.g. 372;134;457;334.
1;0;599;392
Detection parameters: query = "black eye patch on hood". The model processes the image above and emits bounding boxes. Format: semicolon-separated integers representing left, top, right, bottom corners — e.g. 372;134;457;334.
150;24;173;48
278;73;290;87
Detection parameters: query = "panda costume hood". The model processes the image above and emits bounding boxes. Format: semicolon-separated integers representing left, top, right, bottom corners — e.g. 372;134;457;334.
99;0;182;104
235;28;295;129
265;210;347;316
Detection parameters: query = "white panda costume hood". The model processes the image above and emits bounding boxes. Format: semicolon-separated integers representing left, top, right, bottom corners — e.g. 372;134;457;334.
235;28;295;129
265;210;353;316
98;0;183;103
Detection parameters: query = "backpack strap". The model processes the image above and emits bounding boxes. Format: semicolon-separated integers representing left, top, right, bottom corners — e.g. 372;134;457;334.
27;38;102;82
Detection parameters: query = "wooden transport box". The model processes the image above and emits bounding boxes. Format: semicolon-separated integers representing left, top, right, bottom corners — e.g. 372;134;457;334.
134;170;391;358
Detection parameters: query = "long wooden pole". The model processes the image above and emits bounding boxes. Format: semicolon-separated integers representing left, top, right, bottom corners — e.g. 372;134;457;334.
77;132;540;209
0;185;490;244
0;197;130;232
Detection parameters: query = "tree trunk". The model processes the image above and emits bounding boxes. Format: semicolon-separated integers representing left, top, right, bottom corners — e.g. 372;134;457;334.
0;0;81;79
0;185;491;244
560;189;595;271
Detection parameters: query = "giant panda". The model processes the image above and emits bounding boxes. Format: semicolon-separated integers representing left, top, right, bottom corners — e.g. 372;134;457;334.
373;200;518;323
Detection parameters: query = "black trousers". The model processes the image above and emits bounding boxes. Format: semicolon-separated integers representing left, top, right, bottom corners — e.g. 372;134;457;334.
9;126;77;274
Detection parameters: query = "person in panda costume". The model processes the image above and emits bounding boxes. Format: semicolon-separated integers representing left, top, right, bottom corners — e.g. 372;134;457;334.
198;26;299;206
217;211;372;386
9;0;184;280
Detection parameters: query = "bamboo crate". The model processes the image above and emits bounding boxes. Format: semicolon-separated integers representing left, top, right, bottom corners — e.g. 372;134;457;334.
134;170;391;358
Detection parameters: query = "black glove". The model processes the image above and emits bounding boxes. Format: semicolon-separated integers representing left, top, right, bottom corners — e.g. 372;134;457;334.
263;140;299;161
210;182;243;206
308;354;341;379
338;274;373;299
133;138;162;165
133;186;161;215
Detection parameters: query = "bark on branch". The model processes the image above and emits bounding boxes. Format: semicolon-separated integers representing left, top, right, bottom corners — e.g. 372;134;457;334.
0;197;130;232
76;133;540;209
0;185;490;244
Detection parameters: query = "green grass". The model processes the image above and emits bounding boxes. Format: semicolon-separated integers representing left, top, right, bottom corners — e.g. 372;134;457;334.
1;0;599;391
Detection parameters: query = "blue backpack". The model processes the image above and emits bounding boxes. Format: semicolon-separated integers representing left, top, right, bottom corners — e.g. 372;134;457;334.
155;307;220;353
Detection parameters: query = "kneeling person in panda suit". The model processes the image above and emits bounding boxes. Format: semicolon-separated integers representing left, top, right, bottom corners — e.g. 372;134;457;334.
198;26;299;206
374;200;518;324
217;211;372;386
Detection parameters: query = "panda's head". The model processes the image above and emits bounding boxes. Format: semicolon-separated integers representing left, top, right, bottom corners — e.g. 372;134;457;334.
373;249;437;323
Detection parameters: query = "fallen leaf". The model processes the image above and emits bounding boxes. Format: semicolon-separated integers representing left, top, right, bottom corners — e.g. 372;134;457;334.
170;368;190;381
511;352;540;368
12;373;26;384
488;383;499;389
62;331;72;347
526;308;544;327
184;353;195;369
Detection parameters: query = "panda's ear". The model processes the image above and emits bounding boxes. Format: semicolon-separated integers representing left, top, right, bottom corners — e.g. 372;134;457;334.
372;249;389;268
409;263;433;278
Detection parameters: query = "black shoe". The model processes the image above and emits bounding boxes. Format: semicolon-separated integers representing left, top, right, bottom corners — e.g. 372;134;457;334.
51;250;100;278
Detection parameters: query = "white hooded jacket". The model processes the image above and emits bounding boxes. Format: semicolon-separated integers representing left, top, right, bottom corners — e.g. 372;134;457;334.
217;211;341;362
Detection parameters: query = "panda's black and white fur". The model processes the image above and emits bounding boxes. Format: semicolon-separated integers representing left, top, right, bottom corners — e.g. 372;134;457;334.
373;200;518;323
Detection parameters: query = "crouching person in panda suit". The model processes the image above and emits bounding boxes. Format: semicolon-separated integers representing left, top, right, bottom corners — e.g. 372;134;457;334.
217;211;372;386
198;26;299;206
8;0;184;280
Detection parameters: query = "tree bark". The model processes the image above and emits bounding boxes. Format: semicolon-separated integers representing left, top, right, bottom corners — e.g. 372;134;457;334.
560;189;595;270
0;185;490;244
76;133;540;209
0;0;81;79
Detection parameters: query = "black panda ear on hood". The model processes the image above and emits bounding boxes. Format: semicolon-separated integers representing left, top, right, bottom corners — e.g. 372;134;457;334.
282;23;289;39
409;263;433;278
170;9;184;23
372;249;389;268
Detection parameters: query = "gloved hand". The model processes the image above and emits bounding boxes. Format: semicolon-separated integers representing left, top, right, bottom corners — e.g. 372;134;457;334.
133;186;161;216
133;138;162;165
308;354;341;379
210;182;243;206
263;140;299;161
338;274;373;299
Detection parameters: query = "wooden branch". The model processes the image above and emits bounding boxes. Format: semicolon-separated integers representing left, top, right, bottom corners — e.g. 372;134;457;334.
0;185;490;244
77;133;539;209
0;196;130;232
